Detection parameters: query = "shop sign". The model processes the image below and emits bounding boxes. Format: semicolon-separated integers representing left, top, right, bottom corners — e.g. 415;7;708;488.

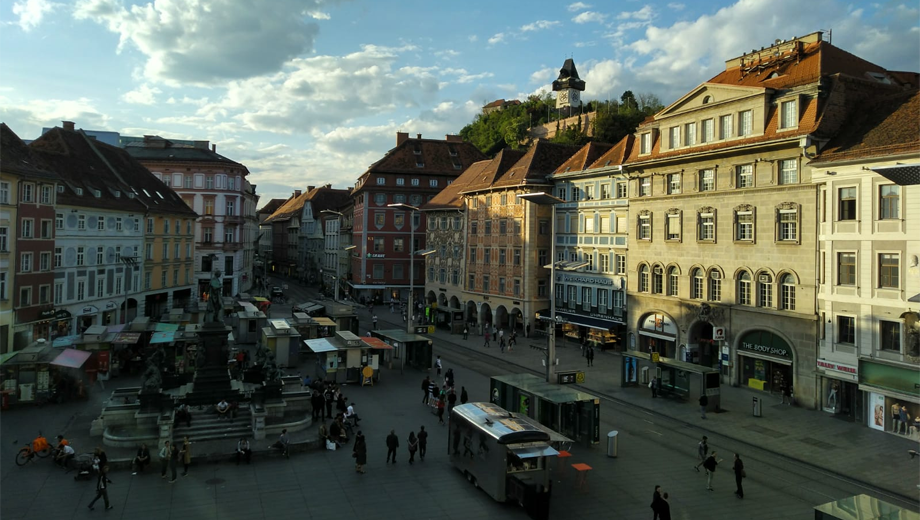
738;330;793;360
81;305;99;315
105;302;117;310
37;308;57;320
558;274;615;286
368;253;385;258
817;359;857;376
54;310;72;320
640;313;677;336
713;327;726;341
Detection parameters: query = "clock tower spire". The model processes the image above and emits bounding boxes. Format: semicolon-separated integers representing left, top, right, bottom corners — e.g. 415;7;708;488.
552;58;586;114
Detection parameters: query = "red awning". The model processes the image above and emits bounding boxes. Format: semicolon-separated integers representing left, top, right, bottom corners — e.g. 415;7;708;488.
51;348;92;369
361;337;394;350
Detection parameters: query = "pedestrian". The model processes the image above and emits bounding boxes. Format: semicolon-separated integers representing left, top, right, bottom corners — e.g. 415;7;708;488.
437;396;446;425
660;492;672;520
159;441;171;479
508;331;516;350
693;436;709;472
131;444;150;475
650;485;665;520
447;388;457;414
407;431;419;464
460;386;468;404
353;431;367;474
428;379;438;406
417;426;428;461
421;376;431;405
92;446;108;475
179;436;192;476
699;393;709;419
270;429;290;458
732;453;745;499
167;441;179;483
324;386;334;419
499;328;505;347
703;451;722;490
462;326;468;340
372;315;378;330
87;466;113;511
525;323;531;338
891;401;901;433
435;355;442;376
445;368;455;389
782;381;793;406
500;336;505;353
311;391;323;422
236;437;251;465
385;430;399;464
586;347;595;367
650;376;658;398
483;331;491;348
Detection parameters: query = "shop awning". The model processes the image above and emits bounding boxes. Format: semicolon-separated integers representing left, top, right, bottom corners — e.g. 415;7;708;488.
155;323;180;332
347;283;410;290
150;331;177;344
870;163;920;186
556;312;622;330
361;337;394;350
0;352;18;365
51;348;92;369
112;332;142;345
52;335;79;348
510;445;560;459
314;317;336;327
304;338;337;353
107;324;125;333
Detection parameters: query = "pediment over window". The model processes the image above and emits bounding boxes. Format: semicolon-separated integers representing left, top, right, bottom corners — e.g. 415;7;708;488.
776;202;798;211
735;204;754;212
654;83;765;119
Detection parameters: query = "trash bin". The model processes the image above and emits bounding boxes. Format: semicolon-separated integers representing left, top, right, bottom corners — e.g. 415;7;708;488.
606;430;618;457
752;396;762;417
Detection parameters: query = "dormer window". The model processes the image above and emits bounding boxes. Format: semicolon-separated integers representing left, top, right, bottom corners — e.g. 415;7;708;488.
376;177;386;185
75;187;83;196
640;133;652;154
93;189;101;198
416;161;425;168
448;145;458;157
779;99;798;129
413;146;422;155
57;185;64;193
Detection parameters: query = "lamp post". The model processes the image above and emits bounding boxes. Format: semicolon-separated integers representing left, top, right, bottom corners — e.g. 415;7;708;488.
388;203;422;334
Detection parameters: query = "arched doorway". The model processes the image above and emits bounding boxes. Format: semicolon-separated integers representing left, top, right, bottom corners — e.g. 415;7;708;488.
437;293;448;307
449;296;461;310
637;312;679;358
687;320;716;366
465;300;477;326
480;303;493;331
426;291;437;305
495;305;509;331
509;308;524;333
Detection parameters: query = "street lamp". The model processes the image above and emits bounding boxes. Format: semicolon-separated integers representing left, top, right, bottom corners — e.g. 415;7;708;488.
387;203;425;334
517;192;566;383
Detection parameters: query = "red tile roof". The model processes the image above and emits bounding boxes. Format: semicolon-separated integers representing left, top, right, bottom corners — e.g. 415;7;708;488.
422;159;490;210
493;141;582;188
586;135;635;169
458;148;527;194
553;142;616;174
0;123;58;180
263;191;309;224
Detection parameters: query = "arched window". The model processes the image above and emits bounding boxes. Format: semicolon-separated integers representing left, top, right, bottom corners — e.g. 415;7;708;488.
667;267;679;296
738;272;751;305
781;274;796;310
639;265;650;293
652;265;663;294
758;273;773;308
691;268;704;299
709;271;721;302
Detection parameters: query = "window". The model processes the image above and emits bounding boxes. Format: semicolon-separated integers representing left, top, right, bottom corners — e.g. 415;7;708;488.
584;216;594;233
585;185;595;200
144;272;151;290
699;169;715;192
21;219;33;238
184;175;193;189
537;279;547;297
667;173;681;194
393;238;404;252
484;249;491;264
374;212;385;227
78;215;86;230
205;176;214;189
599;216;610;234
54;247;61;267
780;99;797;129
698;213;715;241
684;122;696;146
709;273;721;302
56;213;63;230
469;247;477;263
582;287;593;309
640;133;651;154
499;249;506;265
498;277;506;293
669;126;680;149
758;274;773;307
19;287;31;306
97;278;105;297
616;182;627;199
615;254;626;275
700;118;714;143
145;243;153;260
639;177;651;197
226;200;236;216
204;199;214;215
186;243;191;259
739;110;752;136
736;211;753;241
374;193;386;205
837;253;856;285
719;115;733;140
373;238;385;252
600;184;611;199
652;266;663;294
21;183;34;202
482;275;490;292
779;159;798;185
41;185;52;204
161;271;167;287
879;321;900;351
572;187;581;202
513;249;521;265
203;228;213;243
690;268;703;299
499;220;507;234
0;182;8;204
174;242;180;259
224;228;234;243
0;227;6;252
76;246;85;266
879;185;900;220
667;267;679;296
76;280;86;300
879;253;899;288
395;178;405;186
778;210;797;241
96;216;105;231
738;272;752;305
639;265;649;292
136;218;141;232
838;316;855;344
638;215;651;240
666;213;681;241
429;180;438;187
162;242;169;260
40;219;51;238
54;282;62;304
21;252;33;272
484;221;492;234
146;218;154;233
736;164;753;188
96;248;104;264
780;274;795;310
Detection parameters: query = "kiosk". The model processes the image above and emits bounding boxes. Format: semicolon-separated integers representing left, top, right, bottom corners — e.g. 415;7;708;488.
232;301;268;344
371;329;433;371
261;319;302;368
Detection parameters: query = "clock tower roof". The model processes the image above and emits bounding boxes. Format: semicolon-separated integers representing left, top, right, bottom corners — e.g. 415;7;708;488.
552;58;585;92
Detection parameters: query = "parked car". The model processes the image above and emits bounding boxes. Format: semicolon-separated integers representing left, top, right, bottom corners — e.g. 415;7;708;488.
271;286;284;298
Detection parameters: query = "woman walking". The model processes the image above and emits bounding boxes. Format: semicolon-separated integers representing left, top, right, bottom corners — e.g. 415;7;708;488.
180;436;192;477
353;432;367;474
407;431;419;464
437;396;446;425
732;453;745;499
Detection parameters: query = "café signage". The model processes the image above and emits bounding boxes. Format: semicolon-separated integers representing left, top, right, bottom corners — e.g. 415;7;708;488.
738;330;793;360
817;359;857;375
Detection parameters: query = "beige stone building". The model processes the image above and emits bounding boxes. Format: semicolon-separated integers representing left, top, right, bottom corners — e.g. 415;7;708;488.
621;32;910;408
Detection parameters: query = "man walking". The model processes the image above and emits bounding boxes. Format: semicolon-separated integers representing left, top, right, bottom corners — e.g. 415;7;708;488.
386;430;399;464
421;376;431;405
372;315;378;330
417;426;428;461
703;451;722;491
483;330;491;348
435;356;442;377
460;386;469;404
693;436;708;472
159;441;171;479
462;326;468;340
732;453;745;499
699;393;709;419
87;466;113;511
586;346;595;367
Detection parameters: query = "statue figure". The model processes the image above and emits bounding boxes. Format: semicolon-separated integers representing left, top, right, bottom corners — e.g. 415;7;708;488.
148;345;166;369
195;347;207;369
264;360;282;383
141;362;162;392
206;270;223;323
254;343;269;367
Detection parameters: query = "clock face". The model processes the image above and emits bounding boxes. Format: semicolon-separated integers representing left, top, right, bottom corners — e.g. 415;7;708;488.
557;90;569;104
571;90;581;105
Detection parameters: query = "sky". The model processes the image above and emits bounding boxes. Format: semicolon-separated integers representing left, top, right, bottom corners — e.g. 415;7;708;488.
2;0;917;208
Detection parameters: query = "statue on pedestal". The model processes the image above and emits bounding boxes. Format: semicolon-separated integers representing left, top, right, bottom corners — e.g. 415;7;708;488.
141;362;162;392
206;270;223;323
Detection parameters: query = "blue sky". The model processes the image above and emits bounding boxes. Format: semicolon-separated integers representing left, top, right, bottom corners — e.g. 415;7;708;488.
2;0;917;206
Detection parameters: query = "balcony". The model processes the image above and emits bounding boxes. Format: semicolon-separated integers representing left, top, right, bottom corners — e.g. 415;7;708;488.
222;242;242;251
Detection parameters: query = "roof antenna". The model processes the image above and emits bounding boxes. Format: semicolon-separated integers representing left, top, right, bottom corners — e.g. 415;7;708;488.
820;28;832;45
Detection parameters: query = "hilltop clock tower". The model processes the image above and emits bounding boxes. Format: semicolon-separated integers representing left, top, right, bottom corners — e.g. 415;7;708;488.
552;58;586;110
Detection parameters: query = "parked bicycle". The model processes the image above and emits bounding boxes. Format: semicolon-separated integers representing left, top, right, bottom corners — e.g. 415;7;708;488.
15;432;52;466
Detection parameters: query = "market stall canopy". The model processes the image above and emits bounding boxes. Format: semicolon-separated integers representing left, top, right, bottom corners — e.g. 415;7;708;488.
511;445;560;459
238;301;258;313
112;332;142;345
155;323;180;332
304;338;337;353
0;352;18;365
150;331;177;344
107;324;125;333
313;317;336;327
51;348;92;369
53;335;79;348
361;337;394;350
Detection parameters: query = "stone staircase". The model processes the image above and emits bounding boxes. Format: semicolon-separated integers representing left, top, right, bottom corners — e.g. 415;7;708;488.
173;405;253;442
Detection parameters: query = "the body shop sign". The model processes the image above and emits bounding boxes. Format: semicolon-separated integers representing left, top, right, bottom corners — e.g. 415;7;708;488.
738;330;793;360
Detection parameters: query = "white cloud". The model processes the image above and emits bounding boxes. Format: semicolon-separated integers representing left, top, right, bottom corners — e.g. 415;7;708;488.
574;41;597;48
582;60;624;101
165;96;210;107
307;10;330;20
520;20;560;32
572;11;608;24
468;34;478;42
434;49;460;58
456;72;495;84
12;0;55;31
618;5;655;21
73;0;339;85
529;67;556;84
121;84;161;105
567;2;591;12
487;33;506;45
667;3;685;10
0;95;111;137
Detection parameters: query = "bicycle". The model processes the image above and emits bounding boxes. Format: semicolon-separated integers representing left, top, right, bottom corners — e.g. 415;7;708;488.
15;432;52;466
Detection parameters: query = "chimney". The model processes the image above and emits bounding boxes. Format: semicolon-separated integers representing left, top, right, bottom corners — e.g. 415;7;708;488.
212;144;217;152
62;121;75;131
324;183;332;189
307;186;315;192
294;190;302;197
445;134;462;142
416;133;422;140
396;132;409;146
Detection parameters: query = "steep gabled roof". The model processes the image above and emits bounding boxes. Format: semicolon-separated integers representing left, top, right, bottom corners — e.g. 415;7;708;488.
422;160;490;210
304;186;352;214
258;198;287;215
493;141;582;188
263;191;309;224
29;126;196;217
124;136;248;172
458;149;527;194
554;142;616;174
0;123;58;180
586;135;635;169
813;89;920;164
